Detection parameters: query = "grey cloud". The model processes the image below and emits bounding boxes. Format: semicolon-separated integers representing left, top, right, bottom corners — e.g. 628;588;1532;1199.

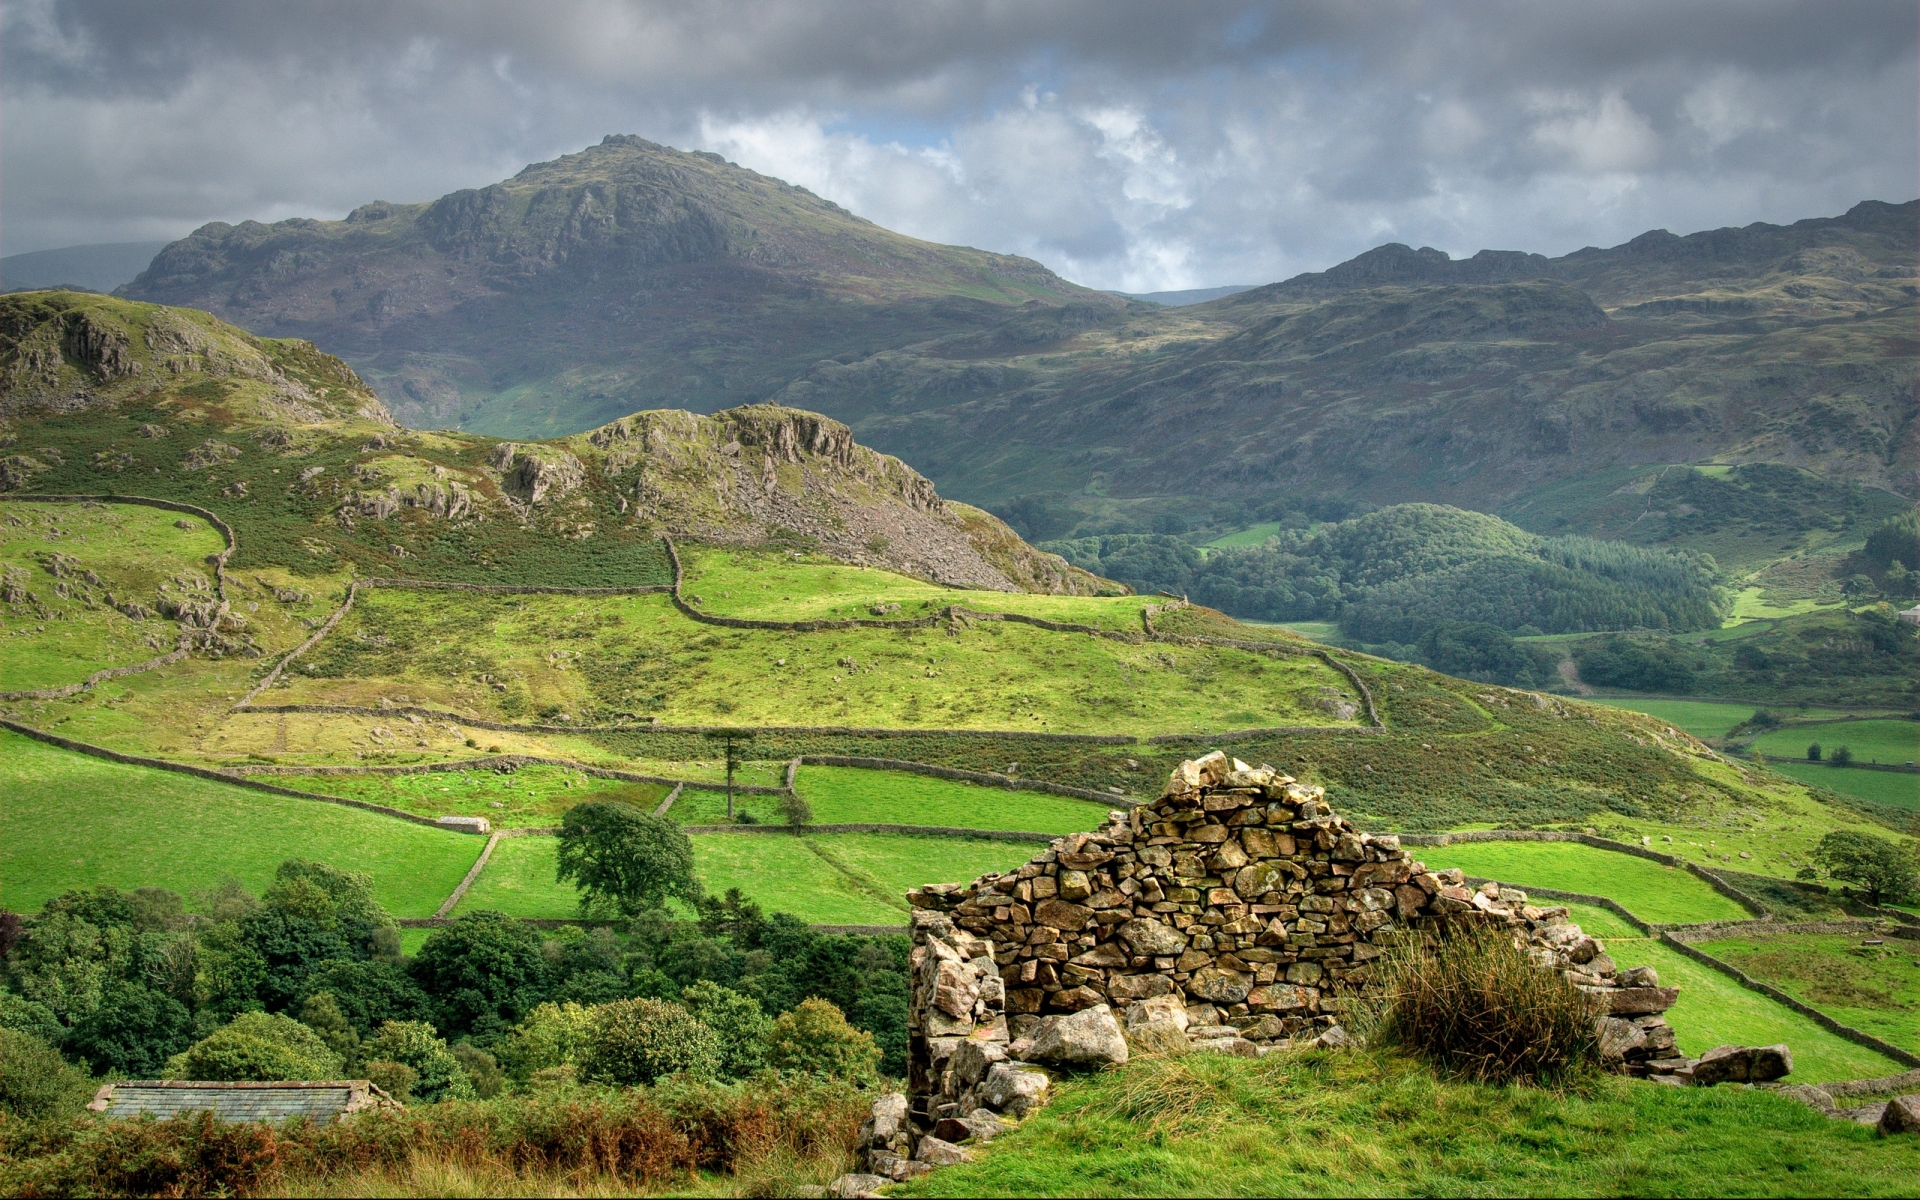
3;0;1913;290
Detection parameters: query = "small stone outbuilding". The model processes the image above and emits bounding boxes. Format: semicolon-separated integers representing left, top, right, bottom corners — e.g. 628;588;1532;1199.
88;1080;399;1123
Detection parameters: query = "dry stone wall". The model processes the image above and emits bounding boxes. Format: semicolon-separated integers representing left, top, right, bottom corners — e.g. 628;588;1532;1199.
864;750;1684;1183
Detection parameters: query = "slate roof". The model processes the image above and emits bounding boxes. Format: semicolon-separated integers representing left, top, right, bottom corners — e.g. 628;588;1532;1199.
89;1080;396;1123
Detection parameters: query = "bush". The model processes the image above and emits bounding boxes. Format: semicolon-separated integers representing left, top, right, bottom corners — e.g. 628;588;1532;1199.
0;1028;90;1119
363;1021;474;1103
763;999;879;1081
496;1001;596;1084
166;1011;345;1081
581;998;721;1086
0;989;64;1047
451;1043;504;1099
1830;745;1854;766
408;911;549;1040
679;982;773;1078
1807;742;1822;761
1362;927;1601;1084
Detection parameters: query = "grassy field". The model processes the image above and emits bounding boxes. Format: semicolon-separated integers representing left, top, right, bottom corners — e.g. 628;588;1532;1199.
0;730;480;918
455;829;1033;925
1601;938;1907;1082
0;500;226;690
1693;931;1920;1055
279;587;1360;736
1415;841;1752;925
1204;521;1287;548
264;764;669;828
792;765;1114;831
894;1048;1918;1198
1581;697;1758;741
680;546;1154;631
1762;760;1920;810
1754;719;1919;767
1728;587;1836;621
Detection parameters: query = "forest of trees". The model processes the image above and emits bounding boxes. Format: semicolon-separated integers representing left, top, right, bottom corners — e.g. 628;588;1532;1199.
1044;504;1726;646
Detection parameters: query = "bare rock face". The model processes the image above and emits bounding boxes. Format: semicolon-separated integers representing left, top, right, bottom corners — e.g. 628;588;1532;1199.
489;442;586;505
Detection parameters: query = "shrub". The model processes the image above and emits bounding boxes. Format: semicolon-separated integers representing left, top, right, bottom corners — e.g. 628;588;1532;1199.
166;1011;345;1081
496;1001;595;1084
1362;926;1601;1084
363;1021;474;1103
0;1028;90;1119
1830;744;1855;766
763;999;879;1081
581;998;721;1086
296;991;361;1066
1807;742;1822;761
679;981;773;1078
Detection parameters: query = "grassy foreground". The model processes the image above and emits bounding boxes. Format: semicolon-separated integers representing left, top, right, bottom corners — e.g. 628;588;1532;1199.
895;1049;1917;1198
0;730;479;917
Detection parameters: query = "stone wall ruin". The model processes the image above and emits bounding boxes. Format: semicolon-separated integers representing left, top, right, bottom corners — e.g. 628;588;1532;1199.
854;750;1686;1184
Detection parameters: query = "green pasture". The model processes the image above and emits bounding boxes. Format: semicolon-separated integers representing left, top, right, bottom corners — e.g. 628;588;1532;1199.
1602;938;1907;1083
1763;760;1920;810
1728;587;1835;622
1278;621;1342;642
265;764;669;828
0;730;480;918
1204;522;1287;548
283;587;1360;736
680;546;1154;631
1754;719;1918;767
1581;697;1757;741
791;765;1113;832
896;1049;1917;1198
1416;841;1752;925
1694;931;1920;1055
0;500;226;690
455;829;1032;926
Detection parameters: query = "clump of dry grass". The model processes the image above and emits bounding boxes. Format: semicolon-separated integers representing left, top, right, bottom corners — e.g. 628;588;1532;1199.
1359;926;1603;1085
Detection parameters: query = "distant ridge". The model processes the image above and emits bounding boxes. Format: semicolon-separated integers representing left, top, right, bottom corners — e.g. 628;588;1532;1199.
2;241;169;294
1117;284;1257;306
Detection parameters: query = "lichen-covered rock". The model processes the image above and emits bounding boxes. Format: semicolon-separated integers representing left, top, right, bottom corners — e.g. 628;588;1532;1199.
980;1062;1050;1117
1027;1003;1128;1068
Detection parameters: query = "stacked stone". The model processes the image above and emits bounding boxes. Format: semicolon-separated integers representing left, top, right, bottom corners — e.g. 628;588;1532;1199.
862;751;1690;1190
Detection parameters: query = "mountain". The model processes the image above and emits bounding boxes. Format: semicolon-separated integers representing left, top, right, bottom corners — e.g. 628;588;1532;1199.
122;135;1121;436
0;290;1107;594
117;136;1915;536
2;242;169;294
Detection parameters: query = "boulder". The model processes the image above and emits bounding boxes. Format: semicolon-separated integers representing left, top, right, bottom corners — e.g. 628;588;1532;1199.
981;1062;1051;1117
859;1092;908;1146
1029;1004;1129;1067
1878;1094;1920;1135
913;1136;973;1166
1314;1025;1353;1050
1603;986;1679;1016
949;1040;1006;1089
932;1112;1009;1144
1124;994;1190;1032
825;1173;889;1198
1691;1043;1793;1087
1598;1017;1648;1061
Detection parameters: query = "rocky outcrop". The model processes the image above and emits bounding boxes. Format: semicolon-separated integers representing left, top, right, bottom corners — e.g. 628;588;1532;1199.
489;442;585;505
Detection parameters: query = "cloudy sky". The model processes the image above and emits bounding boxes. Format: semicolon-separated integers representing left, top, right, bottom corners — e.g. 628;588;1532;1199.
4;0;1914;291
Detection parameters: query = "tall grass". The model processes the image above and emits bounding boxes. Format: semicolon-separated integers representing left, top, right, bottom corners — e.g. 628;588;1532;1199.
0;1076;866;1198
1359;927;1603;1085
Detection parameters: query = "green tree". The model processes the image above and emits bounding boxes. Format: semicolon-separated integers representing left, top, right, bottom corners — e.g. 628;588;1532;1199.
763;998;879;1081
166;1011;344;1081
679;981;773;1077
363;1021;474;1103
580;997;720;1085
297;959;434;1037
64;982;194;1077
239;860;390;1011
0;990;64;1047
408;912;549;1040
0;1029;90;1119
296;992;362;1067
1811;831;1918;907
496;1001;595;1084
1831;745;1855;766
779;791;814;832
556;802;701;918
1807;742;1822;761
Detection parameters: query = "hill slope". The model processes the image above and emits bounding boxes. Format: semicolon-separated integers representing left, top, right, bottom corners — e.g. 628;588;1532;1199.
121;135;1120;436
0;291;1102;593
